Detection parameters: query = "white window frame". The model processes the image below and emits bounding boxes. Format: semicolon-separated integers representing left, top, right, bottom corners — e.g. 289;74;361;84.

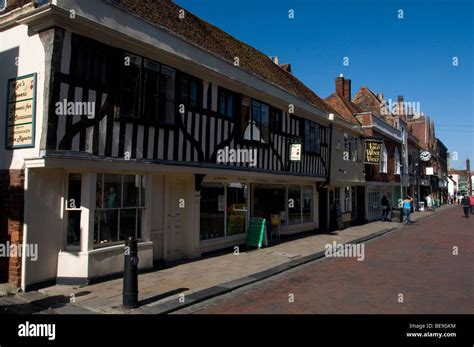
94;173;146;248
64;173;82;251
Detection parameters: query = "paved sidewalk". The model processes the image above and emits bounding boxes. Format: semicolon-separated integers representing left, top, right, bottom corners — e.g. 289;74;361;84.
2;205;453;314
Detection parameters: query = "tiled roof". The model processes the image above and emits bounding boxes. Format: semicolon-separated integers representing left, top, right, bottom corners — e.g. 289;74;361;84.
111;0;333;114
324;93;363;125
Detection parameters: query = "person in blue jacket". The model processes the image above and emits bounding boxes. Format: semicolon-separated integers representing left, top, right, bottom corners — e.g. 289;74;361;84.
402;195;414;224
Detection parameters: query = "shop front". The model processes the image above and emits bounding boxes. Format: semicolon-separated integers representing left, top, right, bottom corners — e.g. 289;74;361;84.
366;183;397;222
198;175;320;254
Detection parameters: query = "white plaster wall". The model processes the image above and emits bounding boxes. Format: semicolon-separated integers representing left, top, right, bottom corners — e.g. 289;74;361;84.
330;127;365;184
23;168;63;286
0;25;45;169
87;243;153;279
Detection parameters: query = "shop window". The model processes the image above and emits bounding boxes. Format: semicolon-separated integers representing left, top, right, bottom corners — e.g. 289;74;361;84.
65;173;82;248
200;183;225;240
304;120;320;154
243;100;269;143
302;186;313;223
226;183;247;236
94;174;145;246
253;185;286;223
288;185;301;225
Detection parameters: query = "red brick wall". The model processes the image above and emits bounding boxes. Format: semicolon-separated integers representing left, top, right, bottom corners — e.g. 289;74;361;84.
0;170;25;287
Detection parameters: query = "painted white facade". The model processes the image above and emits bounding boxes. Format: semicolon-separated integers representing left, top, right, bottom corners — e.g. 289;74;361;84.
0;24;45;169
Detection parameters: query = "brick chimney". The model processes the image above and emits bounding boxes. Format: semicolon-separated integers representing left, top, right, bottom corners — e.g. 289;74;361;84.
336;74;344;98
335;74;351;101
343;78;351;101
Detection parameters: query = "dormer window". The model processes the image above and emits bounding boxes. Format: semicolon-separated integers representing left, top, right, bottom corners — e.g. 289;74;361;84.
0;0;6;12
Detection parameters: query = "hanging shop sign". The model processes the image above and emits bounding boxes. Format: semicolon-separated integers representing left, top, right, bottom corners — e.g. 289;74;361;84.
5;73;36;149
290;143;302;161
364;140;382;164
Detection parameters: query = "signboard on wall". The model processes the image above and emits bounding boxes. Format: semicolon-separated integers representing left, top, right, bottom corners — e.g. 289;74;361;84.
364;140;382;164
5;73;36;149
290;143;302;161
426;167;434;175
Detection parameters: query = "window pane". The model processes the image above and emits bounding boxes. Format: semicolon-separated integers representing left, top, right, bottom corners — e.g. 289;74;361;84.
120;209;137;240
104;174;121;208
288;185;301;225
96;174;104;209
200;184;225;240
261;104;269;143
219;92;226;116
99;210;118;243
123;175;140;207
141;176;146;207
190;81;198;107
67;210;81;246
67;173;81;208
226;185;246;236
226;95;233;118
302;186;313;223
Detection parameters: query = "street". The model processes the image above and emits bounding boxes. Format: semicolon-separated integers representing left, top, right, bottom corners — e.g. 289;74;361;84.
177;206;474;314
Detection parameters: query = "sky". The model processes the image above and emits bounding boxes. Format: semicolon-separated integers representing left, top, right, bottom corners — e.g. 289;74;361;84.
176;0;473;170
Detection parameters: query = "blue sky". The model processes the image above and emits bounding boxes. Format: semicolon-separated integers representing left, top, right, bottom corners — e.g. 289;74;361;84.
177;0;473;170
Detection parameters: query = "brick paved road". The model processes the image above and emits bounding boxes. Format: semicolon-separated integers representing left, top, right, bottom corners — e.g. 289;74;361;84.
179;206;474;314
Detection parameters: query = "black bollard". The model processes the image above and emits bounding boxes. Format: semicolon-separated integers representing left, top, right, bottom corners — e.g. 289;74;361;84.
123;236;139;309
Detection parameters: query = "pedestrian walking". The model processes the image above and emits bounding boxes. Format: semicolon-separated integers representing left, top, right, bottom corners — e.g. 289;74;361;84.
426;194;433;212
470;195;474;215
402;195;414;224
461;194;470;218
381;195;390;221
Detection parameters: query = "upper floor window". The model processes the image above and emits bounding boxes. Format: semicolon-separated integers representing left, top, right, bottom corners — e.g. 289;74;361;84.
177;72;203;110
380;143;388;173
120;53;176;124
218;87;239;119
0;0;6;12
304;120;320;154
269;107;283;133
243;100;269;143
343;134;358;161
72;35;108;88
